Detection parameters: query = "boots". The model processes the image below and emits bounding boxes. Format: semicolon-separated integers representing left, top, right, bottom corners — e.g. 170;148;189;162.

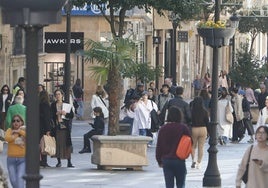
67;159;74;168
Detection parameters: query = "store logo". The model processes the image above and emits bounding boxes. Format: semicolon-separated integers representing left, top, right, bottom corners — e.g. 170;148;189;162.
45;32;84;53
45;39;82;44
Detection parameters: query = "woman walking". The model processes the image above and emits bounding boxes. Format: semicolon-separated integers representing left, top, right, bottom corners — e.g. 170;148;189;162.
51;89;74;168
39;90;52;167
190;96;209;169
0;84;13;131
156;106;191;188
217;87;233;145
5;114;26;188
236;125;268;188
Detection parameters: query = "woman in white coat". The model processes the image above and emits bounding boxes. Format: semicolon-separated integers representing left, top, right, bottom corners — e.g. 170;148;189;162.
256;96;268;130
91;86;109;119
217;87;233;145
131;91;158;137
91;86;109;134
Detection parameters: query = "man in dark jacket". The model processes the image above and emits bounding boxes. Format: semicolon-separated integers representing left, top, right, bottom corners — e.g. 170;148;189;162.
160;86;192;125
72;79;84;120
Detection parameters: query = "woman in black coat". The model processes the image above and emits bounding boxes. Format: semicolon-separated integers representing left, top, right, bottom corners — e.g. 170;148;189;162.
51;89;74;168
39;90;52;167
0;85;13;130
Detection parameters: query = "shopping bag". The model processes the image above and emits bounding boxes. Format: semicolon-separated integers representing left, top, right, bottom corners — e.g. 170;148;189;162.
40;135;56;156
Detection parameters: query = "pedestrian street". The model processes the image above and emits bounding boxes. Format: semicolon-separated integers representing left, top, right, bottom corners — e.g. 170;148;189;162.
0;120;250;188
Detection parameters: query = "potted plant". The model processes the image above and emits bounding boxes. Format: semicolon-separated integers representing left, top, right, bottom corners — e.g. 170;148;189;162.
197;20;235;48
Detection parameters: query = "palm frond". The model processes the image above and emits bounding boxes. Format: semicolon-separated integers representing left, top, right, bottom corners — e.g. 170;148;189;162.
89;66;109;85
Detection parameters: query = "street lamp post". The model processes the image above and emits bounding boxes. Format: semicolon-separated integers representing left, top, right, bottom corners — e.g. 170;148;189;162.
230;13;240;66
168;12;180;86
64;0;72;102
0;1;66;187
202;1;221;186
202;1;239;186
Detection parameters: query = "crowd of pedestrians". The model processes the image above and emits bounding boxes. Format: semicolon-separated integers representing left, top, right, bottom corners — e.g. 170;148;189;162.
1;70;268;188
0;77;83;187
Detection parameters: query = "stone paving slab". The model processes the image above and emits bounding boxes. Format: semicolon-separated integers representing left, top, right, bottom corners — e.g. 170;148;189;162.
0;120;250;188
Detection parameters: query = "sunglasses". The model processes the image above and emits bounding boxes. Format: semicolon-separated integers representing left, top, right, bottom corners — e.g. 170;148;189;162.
3;89;8;91
12;119;21;123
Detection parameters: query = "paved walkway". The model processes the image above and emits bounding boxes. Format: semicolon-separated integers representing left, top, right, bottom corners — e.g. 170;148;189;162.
0;119;251;188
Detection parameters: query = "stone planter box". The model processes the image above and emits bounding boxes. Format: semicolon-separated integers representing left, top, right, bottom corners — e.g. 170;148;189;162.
197;28;235;48
91;135;152;170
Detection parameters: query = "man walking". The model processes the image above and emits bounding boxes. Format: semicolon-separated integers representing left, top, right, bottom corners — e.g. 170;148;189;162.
160;86;191;125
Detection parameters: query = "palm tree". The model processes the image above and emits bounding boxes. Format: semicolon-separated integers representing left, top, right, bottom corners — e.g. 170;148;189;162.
84;38;136;135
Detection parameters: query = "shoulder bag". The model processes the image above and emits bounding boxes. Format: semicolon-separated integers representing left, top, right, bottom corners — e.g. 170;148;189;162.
176;135;192;160
225;100;234;124
150;100;160;132
242;145;253;184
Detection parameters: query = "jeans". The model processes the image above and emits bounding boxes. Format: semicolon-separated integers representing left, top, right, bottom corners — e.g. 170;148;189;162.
139;129;147;136
77;100;84;118
7;157;25;188
162;158;186;188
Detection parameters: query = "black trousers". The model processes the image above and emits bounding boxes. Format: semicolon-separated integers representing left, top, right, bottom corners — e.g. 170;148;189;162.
232;120;245;141
243;118;254;136
83;129;103;152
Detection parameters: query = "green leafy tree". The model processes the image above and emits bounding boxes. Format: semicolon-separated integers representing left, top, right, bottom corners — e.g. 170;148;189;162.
122;63;163;84
229;43;267;89
238;16;268;53
73;0;204;135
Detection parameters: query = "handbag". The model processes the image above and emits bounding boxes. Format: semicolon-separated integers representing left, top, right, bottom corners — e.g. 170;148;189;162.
242;145;253;184
176;135;192;160
0;140;3;153
40;135;56;156
225;100;234;124
150;100;160;132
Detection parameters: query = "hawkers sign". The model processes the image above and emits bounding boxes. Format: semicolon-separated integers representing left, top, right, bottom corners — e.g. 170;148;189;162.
45;32;84;53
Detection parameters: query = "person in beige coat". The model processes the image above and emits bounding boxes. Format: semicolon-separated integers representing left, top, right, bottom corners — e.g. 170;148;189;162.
236;125;268;188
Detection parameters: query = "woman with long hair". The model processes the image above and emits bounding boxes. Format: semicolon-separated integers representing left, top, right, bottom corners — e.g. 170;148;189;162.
51;89;74;168
0;84;13;130
156;106;191;188
5;114;26;188
190;96;209;169
217;87;233;145
39;90;52;167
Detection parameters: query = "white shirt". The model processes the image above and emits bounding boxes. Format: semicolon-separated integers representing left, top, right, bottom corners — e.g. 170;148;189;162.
2;94;8;112
131;99;158;135
91;94;109;118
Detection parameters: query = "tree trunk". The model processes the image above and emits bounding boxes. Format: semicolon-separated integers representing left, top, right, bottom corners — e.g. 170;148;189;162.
107;65;121;135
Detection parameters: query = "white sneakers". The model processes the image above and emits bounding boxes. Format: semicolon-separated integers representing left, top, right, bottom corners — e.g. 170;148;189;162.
191;161;201;169
196;162;201;169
